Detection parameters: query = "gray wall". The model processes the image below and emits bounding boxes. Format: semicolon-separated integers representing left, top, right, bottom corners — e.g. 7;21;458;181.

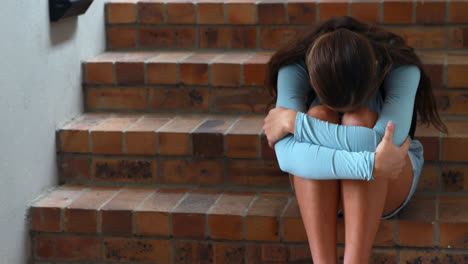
0;0;107;262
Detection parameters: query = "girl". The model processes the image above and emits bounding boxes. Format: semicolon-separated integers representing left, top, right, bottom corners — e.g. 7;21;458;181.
262;16;447;264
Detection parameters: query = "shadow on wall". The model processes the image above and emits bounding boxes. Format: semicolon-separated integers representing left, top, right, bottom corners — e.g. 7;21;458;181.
49;16;78;46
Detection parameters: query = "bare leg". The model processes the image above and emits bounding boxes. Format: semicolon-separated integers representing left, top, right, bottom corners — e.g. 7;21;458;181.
340;108;413;264
292;105;341;264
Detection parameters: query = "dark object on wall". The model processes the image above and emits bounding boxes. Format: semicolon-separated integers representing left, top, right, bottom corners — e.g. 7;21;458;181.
49;0;93;22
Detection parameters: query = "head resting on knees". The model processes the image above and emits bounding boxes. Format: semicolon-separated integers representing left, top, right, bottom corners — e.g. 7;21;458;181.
305;28;379;113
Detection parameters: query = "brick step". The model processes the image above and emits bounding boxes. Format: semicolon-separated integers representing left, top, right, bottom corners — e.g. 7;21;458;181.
58;113;468;189
84;51;468;115
105;0;468;51
30;185;468;263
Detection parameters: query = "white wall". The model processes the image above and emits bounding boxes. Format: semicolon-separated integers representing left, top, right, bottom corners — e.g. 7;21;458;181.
0;0;107;262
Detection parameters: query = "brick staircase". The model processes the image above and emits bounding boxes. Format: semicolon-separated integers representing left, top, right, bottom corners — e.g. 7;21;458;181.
30;0;468;263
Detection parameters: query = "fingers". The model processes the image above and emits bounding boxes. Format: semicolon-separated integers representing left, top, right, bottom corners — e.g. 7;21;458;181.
383;120;394;142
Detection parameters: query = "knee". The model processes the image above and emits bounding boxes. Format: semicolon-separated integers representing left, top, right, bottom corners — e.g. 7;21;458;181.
341;108;378;128
307;105;340;124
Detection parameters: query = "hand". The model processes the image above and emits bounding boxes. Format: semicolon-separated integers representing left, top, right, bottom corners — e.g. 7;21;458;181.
373;121;410;180
263;107;298;149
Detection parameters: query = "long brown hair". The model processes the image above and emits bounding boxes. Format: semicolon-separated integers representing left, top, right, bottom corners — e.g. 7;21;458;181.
265;16;447;134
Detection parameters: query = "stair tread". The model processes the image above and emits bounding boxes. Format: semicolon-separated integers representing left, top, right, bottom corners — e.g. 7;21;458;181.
31;185;468;246
60;112;468;138
85;50;468;66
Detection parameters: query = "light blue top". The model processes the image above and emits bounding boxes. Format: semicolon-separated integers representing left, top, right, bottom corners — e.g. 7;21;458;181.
274;60;421;181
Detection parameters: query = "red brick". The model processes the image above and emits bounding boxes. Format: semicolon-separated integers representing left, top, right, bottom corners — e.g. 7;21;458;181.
436;90;468;116
208;192;255;240
441;130;462;156
243;52;271;86
449;1;468;23
260;26;302;49
398;221;434;247
228;160;288;186
388;27;447;49
398;195;436;221
319;2;348;22
212;87;272;113
246;243;262;263
146;52;191;84
262;244;287;262
159;160;195;184
417;165;440;192
397;196;436;247
93;158;156;183
192;116;237;158
288;2;316;24
85;62;114;84
61;154;91;181
65;187;119;234
137;1;164;24
31;187;85;232
101;188;154;235
158;115;206;156
149;87;210;111
172;192;221;238
383;1;413;24
400;250;468;264
258;1;287;24
227;2;256;24
281;198;307;242
60;114;111;153
103;237;171;262
108;26;136;48
439;223;468;249
211;53;252;86
350;2;380;24
414;136;439;162
442;166;467;192
125;115;172;155
197;2;224;24
139;26;195;48
179;53;218;85
450;26;468;49
369;249;397;264
107;3;135;24
424;63;444;89
245;195;290;241
439;196;468;223
35;235;100;260
115;52;156;84
199;27;257;49
195;160;224;185
288;244;312;262
87;87;147;111
226;116;263;158
448;54;468;88
135;189;187;236
213;241;246;264
261;133;277;158
160;159;223;185
416;1;446;24
167;2;195;24
175;240;214;263
116;63;144;84
91;115;140;154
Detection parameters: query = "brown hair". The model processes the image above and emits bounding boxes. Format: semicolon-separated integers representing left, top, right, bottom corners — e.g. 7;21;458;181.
265;16;447;134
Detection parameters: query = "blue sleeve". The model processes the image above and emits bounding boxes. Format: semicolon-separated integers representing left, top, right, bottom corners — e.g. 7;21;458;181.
294;65;421;151
274;63;376;180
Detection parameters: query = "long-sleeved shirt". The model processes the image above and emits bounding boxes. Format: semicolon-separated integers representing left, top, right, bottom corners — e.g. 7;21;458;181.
274;60;421;181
